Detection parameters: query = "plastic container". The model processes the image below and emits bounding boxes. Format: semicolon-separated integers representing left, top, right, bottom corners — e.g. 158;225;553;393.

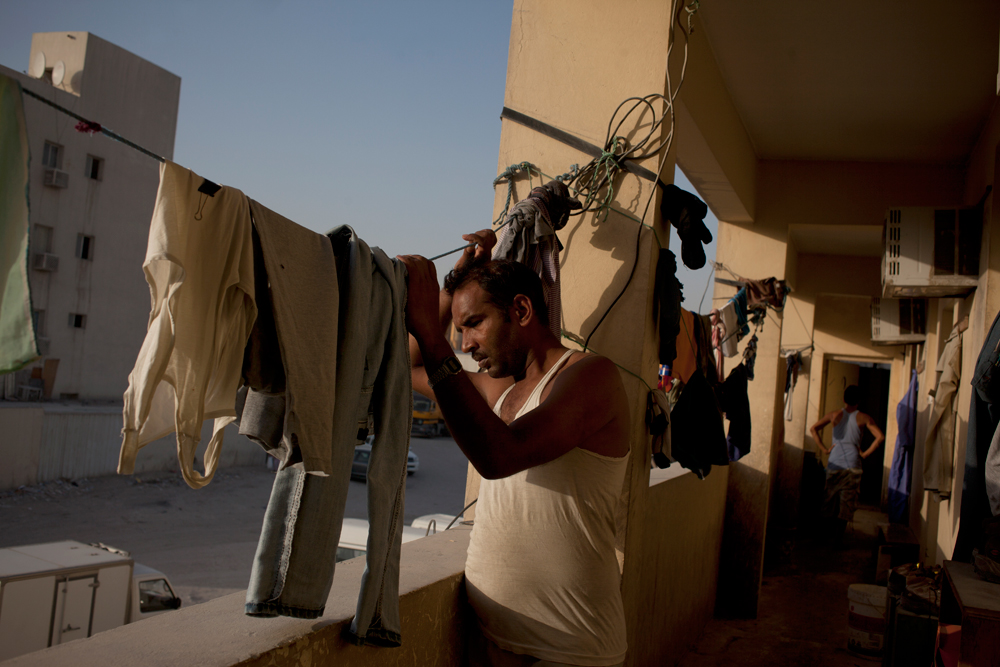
847;583;887;658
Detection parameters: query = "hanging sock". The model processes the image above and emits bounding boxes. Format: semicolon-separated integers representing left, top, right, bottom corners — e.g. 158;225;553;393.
709;309;725;383
743;334;758;381
493;180;581;338
659;183;712;270
653;249;683;366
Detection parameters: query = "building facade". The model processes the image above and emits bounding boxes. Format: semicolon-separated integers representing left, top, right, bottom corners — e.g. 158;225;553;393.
1;31;180;401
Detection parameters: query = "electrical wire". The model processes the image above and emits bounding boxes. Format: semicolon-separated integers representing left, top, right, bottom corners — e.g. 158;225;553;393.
583;0;698;350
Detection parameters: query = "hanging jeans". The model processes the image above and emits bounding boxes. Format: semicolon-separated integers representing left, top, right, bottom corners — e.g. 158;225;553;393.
244;227;411;647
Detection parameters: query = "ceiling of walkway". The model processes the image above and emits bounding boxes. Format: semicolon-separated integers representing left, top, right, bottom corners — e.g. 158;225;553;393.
697;1;1000;164
788;225;882;257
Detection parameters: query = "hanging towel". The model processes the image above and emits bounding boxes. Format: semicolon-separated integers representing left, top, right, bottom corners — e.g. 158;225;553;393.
924;332;962;497
888;370;918;523
119;161;256;489
0;74;39;374
492;180;580;337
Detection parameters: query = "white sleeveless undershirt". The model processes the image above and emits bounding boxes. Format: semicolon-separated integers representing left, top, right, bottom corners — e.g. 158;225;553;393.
464;350;629;666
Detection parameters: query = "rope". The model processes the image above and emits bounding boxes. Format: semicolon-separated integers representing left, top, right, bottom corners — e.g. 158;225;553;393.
21;88;165;163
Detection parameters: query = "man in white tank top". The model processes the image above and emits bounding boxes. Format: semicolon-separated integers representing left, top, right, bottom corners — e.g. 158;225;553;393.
398;230;631;667
809;385;884;538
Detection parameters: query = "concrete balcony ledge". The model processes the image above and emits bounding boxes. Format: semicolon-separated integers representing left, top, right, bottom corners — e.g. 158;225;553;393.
2;527;473;667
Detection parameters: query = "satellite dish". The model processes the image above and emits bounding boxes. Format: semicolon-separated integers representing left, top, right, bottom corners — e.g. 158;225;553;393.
52;61;65;86
29;52;45;78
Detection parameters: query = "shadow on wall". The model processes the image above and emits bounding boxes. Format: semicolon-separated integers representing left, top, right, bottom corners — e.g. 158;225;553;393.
715;462;770;619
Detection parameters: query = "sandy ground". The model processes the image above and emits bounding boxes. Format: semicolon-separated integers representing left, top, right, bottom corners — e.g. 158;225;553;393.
0;436;469;607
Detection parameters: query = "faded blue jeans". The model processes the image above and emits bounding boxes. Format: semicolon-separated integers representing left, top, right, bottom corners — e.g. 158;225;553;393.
244;228;411;647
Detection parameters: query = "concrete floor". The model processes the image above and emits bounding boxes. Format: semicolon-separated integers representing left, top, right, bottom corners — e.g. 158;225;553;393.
678;508;889;667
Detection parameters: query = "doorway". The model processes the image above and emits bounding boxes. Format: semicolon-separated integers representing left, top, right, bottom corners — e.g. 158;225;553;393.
820;358;891;507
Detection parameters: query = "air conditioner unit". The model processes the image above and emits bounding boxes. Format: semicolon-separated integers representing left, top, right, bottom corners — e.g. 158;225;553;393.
871;297;927;345
882;207;980;297
33;252;59;272
43;167;69;188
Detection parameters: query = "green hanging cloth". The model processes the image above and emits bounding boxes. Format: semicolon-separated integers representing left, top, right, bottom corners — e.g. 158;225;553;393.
0;74;39;374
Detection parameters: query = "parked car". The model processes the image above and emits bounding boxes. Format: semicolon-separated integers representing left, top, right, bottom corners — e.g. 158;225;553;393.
351;441;419;481
335;518;427;562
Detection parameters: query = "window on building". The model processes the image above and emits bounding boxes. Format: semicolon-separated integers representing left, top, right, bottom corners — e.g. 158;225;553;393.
68;313;86;329
85;155;103;181
42;141;62;169
32;309;46;336
33;224;53;253
76;234;95;260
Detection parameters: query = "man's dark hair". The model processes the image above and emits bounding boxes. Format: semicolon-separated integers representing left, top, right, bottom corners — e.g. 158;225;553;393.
444;259;550;327
844;385;860;407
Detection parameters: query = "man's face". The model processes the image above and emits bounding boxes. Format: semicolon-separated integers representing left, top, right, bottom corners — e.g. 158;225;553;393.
452;283;526;379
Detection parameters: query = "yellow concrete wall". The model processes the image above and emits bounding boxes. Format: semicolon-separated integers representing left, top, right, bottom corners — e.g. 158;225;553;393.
711;219;787;617
629;470;727;665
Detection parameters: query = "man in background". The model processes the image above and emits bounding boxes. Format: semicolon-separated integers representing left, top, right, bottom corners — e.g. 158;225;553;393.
810;384;885;540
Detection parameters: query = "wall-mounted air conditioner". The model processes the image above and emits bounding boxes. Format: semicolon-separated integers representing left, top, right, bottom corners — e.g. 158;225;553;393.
43;167;69;188
871;297;927;345
882;207;980;297
33;253;59;272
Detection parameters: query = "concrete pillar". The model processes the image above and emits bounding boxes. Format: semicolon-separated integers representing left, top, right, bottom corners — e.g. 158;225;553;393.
712;220;787;618
773;287;817;531
471;2;730;663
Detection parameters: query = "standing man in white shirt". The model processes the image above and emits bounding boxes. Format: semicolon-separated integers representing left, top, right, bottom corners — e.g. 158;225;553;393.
398;229;630;667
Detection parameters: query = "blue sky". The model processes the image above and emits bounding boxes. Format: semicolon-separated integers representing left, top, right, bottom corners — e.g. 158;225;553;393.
1;0;716;310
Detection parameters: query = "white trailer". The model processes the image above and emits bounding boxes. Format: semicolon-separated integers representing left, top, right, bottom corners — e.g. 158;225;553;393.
0;541;180;661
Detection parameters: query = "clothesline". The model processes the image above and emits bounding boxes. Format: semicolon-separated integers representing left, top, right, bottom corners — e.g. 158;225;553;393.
23;84;663;266
22;87;166;163
18;73;688;394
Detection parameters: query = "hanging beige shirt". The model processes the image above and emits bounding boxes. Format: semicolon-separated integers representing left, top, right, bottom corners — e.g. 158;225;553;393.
119;161;256;489
924;332;962;496
464;350;629;666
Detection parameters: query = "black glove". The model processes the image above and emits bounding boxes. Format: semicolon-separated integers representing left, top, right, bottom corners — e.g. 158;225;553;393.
660;183;712;270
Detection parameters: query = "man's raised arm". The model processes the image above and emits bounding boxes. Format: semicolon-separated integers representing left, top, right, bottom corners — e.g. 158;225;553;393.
409;230;495;399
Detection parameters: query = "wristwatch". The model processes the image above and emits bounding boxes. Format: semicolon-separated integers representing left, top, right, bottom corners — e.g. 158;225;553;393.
428;356;463;389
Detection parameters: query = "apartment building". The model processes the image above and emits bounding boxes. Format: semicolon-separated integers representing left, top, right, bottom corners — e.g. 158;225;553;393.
0;32;180;401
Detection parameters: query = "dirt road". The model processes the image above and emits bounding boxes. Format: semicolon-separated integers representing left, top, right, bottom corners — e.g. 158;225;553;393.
0;437;469;606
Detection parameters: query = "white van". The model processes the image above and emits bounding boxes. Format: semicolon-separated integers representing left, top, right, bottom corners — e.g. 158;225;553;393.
336;518;427;562
0;541;180;661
